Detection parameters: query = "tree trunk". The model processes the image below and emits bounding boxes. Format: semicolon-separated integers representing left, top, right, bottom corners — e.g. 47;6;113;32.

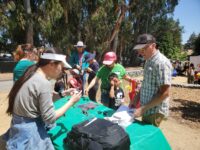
111;32;119;52
108;2;126;52
24;0;33;45
118;37;124;65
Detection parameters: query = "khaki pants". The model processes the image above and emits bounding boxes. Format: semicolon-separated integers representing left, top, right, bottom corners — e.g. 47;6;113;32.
142;113;165;127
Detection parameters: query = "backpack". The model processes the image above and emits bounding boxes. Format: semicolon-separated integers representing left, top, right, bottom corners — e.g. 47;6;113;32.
64;118;130;150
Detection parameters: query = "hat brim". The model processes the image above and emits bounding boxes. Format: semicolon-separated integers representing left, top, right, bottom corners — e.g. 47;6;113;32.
63;61;72;69
103;60;114;65
70;69;80;75
133;44;147;50
74;45;86;48
40;53;72;69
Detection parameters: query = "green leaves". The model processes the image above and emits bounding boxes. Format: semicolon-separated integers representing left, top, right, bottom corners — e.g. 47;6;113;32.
0;0;183;62
150;16;184;60
194;34;200;55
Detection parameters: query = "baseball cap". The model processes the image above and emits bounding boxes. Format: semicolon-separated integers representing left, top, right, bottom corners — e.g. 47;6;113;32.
133;34;156;50
102;51;117;65
84;53;95;62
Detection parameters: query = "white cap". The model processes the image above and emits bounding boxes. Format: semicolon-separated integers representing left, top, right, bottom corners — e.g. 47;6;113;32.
74;41;86;48
40;53;72;69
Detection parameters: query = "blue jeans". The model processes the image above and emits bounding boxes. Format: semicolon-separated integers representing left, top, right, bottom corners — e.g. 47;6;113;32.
3;114;55;150
81;73;87;95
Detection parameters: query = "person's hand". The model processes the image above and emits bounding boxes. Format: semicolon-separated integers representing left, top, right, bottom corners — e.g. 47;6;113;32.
76;65;81;70
69;91;82;105
62;88;77;96
128;100;134;108
133;106;146;118
110;80;115;86
85;67;92;73
84;88;89;96
130;79;141;92
130;78;140;84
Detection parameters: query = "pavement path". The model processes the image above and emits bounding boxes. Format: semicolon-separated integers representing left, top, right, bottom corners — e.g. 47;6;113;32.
0;80;13;92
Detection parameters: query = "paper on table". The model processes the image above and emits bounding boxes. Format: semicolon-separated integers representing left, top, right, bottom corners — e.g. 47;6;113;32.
105;105;135;128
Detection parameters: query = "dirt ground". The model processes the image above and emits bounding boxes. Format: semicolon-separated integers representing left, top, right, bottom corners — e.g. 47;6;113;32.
0;73;200;150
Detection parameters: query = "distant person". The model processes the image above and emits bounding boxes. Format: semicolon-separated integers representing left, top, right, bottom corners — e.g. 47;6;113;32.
196;72;200;84
177;61;183;76
85;51;133;108
183;61;190;76
37;46;45;57
132;34;172;127
13;44;36;81
54;72;67;98
84;53;99;102
69;41;89;93
4;51;81;149
68;68;82;90
108;73;125;110
172;62;177;77
187;63;195;84
54;70;77;99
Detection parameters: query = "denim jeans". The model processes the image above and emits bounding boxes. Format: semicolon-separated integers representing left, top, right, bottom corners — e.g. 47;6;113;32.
3;114;55;150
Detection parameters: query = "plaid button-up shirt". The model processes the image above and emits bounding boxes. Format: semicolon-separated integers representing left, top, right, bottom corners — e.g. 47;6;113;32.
140;51;172;117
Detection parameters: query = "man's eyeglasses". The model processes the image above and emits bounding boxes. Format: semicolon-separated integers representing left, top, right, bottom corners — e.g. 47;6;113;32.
140;43;152;51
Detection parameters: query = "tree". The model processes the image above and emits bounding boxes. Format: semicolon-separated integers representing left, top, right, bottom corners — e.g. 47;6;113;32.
23;0;33;44
122;0;180;65
0;1;16;52
153;17;183;59
184;32;197;49
0;0;183;64
194;33;200;55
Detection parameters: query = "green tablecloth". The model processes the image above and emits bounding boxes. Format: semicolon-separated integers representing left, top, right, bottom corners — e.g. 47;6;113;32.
48;97;171;150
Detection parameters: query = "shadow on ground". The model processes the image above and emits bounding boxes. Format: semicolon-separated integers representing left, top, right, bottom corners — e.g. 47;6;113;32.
170;99;200;123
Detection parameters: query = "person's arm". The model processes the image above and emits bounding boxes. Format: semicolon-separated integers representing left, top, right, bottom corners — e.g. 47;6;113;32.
85;67;93;73
123;74;141;85
55;91;82;119
85;76;99;95
134;85;170;118
123;74;132;82
109;81;115;98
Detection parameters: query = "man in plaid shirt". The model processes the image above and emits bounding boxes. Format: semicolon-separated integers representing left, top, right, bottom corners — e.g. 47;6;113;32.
132;34;172;127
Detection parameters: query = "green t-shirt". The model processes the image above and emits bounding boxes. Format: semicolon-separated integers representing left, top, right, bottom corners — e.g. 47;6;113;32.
13;59;35;81
96;63;126;90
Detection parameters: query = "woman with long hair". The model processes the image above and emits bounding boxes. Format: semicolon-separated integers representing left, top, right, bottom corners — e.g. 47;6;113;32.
4;51;81;149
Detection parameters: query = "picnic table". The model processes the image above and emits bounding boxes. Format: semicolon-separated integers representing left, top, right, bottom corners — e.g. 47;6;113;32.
48;97;171;150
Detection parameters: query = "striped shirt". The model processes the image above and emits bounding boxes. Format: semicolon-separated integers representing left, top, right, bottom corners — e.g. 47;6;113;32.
140;51;172;117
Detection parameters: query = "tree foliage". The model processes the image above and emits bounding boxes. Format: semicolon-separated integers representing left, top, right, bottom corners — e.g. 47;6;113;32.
184;32;197;50
0;0;185;64
194;33;200;55
154;17;183;59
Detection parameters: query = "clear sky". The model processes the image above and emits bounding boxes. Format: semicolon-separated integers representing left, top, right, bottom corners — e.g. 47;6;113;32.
173;0;200;44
